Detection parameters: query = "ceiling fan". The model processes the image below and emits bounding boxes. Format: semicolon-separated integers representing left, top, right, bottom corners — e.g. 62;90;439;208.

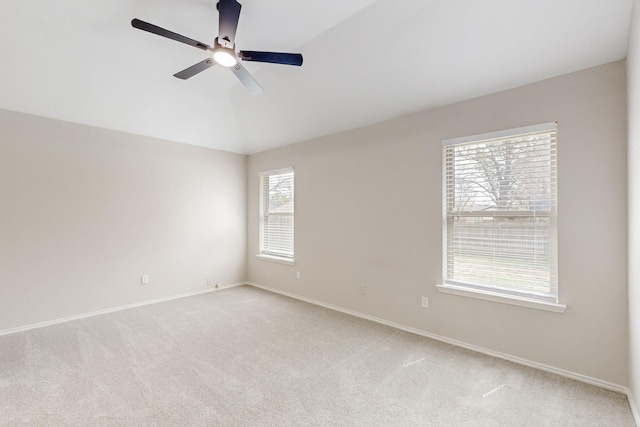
131;0;303;95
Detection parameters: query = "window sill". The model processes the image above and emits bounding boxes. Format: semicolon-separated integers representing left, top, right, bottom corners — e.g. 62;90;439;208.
256;254;296;266
435;283;566;313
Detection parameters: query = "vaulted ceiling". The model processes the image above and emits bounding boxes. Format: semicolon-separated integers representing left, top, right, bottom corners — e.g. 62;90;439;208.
0;0;633;154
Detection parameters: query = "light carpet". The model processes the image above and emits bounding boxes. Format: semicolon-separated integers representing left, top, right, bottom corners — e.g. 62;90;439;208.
0;285;635;426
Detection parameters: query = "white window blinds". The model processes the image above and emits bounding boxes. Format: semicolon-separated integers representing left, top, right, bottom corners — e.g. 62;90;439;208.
442;123;558;301
260;169;294;259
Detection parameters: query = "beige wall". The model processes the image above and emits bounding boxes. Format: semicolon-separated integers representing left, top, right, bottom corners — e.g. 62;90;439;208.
628;0;640;411
0;57;629;388
248;61;628;386
0;109;247;331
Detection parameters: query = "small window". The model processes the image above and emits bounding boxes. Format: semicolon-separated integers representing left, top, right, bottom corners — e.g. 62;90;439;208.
259;168;294;261
440;123;559;308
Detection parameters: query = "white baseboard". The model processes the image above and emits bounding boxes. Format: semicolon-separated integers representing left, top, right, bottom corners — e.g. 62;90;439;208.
0;282;244;337
247;282;630;396
628;391;640;426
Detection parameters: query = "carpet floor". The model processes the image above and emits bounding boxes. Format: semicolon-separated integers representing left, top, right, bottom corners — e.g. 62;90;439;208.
0;285;635;426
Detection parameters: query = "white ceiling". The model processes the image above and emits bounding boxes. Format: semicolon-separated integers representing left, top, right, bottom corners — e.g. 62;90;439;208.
0;0;633;154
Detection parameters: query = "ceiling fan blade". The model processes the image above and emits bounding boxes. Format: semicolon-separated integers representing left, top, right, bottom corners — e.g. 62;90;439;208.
229;62;263;95
217;0;242;47
131;19;211;51
239;51;303;66
174;58;216;80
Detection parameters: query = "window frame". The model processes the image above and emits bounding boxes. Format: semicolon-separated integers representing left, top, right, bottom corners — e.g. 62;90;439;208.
437;123;565;313
257;167;295;264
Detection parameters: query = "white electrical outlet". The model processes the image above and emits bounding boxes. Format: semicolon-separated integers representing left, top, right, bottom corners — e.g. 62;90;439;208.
360;285;366;295
207;278;212;286
296;271;301;280
421;296;429;308
141;275;149;285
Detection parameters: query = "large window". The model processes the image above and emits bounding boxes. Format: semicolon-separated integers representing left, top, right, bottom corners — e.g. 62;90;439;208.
440;123;561;311
259;168;294;261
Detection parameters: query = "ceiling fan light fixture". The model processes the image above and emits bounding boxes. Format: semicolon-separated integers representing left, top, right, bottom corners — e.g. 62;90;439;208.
213;48;237;67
